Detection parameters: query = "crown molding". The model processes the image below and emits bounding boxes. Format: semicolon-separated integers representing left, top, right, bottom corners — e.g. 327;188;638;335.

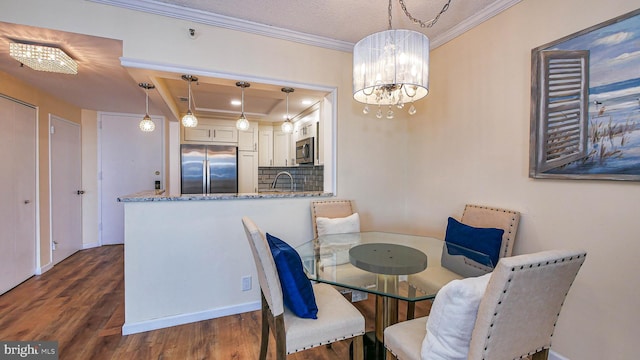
430;0;522;48
90;0;521;52
88;0;354;52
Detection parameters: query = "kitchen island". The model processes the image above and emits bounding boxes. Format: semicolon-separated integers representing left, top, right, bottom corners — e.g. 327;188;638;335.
118;190;332;335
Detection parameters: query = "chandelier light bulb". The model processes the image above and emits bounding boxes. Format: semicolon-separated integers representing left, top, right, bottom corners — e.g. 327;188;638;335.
138;83;156;132
281;87;295;134
236;114;250;131
181;75;198;128
282;119;293;133
235;81;251;131
182;110;198;128
139;114;155;132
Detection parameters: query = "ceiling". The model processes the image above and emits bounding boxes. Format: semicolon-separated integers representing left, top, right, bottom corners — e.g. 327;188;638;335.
0;0;517;123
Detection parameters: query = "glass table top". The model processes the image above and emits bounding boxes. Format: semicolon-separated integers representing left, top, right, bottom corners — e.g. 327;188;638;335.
296;232;449;302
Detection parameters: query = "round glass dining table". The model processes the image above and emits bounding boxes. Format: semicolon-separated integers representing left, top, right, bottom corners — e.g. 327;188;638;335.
295;231;448;355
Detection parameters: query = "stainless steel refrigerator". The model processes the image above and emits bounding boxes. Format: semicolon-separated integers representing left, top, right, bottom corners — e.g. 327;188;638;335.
181;144;238;194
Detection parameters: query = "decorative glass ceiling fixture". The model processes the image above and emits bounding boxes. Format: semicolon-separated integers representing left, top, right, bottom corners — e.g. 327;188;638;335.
281;87;294;134
138;83;156;132
181;75;198;128
9;42;78;75
235;81;251;131
352;0;451;119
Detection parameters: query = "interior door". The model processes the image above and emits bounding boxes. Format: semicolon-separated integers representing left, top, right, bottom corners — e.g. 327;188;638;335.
100;113;164;245
50;115;83;264
0;95;36;294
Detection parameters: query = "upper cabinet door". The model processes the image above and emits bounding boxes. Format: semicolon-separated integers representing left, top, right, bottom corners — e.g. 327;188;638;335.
183;123;238;144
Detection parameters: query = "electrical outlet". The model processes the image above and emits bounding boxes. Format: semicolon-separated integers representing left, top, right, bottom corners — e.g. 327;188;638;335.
241;276;252;291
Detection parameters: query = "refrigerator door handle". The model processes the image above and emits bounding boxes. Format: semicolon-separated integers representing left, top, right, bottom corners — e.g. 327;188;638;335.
202;160;207;193
205;160;211;193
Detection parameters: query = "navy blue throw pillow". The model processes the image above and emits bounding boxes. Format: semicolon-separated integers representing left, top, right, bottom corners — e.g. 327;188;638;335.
444;217;504;266
266;233;318;319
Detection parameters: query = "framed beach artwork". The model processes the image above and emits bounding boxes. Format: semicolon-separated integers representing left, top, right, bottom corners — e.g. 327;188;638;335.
530;8;640;181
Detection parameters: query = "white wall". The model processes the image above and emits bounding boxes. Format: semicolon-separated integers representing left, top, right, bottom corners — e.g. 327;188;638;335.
405;0;640;359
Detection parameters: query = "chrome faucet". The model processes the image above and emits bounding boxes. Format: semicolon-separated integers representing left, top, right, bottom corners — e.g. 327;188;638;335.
271;171;294;191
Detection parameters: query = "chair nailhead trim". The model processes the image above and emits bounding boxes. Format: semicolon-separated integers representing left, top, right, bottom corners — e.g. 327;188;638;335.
288;331;365;354
480;253;586;359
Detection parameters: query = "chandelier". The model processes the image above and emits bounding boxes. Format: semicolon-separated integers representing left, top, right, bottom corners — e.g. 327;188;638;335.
281;87;294;134
235;81;251;131
181;75;198;128
9;42;78;75
352;0;450;119
138;83;156;132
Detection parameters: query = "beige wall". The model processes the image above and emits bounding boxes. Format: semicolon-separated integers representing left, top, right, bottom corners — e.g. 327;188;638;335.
0;71;82;268
406;0;640;358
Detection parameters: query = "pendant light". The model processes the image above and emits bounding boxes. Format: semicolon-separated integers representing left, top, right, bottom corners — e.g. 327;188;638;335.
352;0;451;118
181;75;198;128
138;83;156;132
235;81;251;131
281;87;294;134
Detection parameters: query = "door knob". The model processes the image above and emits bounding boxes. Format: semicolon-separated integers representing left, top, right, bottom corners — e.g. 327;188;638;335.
77;190;85;195
24;200;31;204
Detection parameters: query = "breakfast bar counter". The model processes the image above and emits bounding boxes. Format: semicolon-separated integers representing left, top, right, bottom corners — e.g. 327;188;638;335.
118;190;331;202
119;190;332;335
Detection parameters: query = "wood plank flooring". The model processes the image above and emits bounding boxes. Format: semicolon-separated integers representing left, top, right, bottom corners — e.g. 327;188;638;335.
0;246;430;359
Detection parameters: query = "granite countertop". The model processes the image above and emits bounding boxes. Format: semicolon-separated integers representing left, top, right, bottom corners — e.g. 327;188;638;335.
118;190;333;202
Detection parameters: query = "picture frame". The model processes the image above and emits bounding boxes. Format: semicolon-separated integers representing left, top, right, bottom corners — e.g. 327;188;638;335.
530;8;640;181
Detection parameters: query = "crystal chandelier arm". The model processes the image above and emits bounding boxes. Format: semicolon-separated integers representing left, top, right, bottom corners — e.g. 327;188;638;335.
397;0;451;29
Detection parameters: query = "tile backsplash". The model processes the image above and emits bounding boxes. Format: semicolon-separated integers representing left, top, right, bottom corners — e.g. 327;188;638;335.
258;165;324;192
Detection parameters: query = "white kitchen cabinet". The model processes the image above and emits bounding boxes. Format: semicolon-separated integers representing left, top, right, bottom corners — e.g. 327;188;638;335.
238;151;258;193
183;124;238;143
273;130;291;166
238;122;258;151
258;128;273;166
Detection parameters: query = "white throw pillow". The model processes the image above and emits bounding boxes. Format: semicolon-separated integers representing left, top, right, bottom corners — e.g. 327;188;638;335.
316;213;360;236
421;273;491;360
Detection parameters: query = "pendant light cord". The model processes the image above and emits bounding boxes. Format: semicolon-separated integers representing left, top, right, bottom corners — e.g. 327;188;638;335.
241;85;245;115
145;86;150;114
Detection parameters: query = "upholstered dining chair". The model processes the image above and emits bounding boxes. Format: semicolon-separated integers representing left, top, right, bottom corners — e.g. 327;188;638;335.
241;216;365;360
460;204;521;259
385;249;586;360
311;199;356;238
407;204;520;319
310;199;371;301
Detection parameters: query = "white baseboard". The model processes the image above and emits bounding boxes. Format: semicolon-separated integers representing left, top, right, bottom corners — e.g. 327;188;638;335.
82;242;100;249
122;301;261;335
549;349;569;360
36;262;53;275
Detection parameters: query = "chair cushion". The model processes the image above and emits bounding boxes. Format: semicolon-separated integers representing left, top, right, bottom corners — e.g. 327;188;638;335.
445;217;503;266
285;283;365;354
316;212;360;236
421;273;491;360
266;233;318;319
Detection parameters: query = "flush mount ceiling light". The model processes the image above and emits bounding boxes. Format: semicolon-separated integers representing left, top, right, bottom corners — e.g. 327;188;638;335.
9;42;78;75
352;0;451;119
138;83;156;132
181;75;198;128
235;81;251;131
281;87;294;134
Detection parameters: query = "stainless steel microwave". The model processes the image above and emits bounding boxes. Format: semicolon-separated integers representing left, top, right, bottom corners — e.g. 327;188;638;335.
296;137;314;165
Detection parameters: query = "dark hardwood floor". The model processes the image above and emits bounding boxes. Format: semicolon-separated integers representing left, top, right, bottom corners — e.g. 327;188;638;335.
0;246;430;359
